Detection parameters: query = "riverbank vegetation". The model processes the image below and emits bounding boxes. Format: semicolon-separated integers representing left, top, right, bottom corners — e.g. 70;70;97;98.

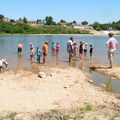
0;15;90;34
1;14;120;34
0;22;89;34
93;20;120;31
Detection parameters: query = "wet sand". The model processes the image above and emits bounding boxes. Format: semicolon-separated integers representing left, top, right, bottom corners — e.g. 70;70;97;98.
90;64;120;79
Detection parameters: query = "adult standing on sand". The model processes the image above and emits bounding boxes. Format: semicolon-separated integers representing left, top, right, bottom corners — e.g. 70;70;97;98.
106;32;119;68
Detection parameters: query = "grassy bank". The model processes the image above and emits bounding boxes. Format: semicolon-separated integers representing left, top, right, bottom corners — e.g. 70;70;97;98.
0;22;90;34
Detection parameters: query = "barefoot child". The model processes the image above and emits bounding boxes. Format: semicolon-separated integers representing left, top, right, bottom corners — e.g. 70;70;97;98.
89;44;93;60
0;59;8;72
30;48;35;62
56;43;60;56
35;47;42;63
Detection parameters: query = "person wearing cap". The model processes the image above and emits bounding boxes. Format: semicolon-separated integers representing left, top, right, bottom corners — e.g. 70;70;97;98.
106;32;119;68
30;43;34;51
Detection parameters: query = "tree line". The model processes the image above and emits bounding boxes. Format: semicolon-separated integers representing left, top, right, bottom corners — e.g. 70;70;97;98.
0;14;90;34
1;14;120;34
93;21;120;31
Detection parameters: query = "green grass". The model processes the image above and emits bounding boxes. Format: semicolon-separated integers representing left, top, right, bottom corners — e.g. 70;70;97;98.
110;116;116;120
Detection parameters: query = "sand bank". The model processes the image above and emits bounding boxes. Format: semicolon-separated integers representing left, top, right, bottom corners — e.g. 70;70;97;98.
0;65;120;119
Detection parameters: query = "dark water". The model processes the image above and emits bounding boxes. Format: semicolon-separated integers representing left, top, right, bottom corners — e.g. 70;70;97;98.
0;35;120;93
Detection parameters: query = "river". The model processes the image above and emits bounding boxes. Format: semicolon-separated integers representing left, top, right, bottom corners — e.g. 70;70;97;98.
0;34;120;93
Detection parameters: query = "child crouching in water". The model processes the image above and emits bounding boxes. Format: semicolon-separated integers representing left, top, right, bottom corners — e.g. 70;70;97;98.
0;58;8;72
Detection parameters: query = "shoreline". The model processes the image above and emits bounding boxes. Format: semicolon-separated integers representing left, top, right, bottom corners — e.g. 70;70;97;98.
90;64;120;80
0;30;120;36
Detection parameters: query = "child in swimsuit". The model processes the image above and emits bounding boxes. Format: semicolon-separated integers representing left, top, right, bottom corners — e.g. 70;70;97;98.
56;43;60;55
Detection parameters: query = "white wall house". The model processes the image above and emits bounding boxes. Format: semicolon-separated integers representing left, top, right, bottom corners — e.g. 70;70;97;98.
73;24;93;30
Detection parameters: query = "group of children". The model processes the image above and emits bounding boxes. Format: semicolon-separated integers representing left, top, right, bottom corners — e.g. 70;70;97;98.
29;42;48;64
29;42;60;64
0;38;93;72
17;42;48;64
79;41;93;60
67;37;93;62
51;42;60;56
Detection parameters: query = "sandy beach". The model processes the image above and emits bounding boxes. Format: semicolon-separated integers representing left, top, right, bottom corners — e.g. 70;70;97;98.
0;64;120;119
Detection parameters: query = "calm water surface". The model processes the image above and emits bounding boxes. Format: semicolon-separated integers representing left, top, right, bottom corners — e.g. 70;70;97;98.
0;35;120;93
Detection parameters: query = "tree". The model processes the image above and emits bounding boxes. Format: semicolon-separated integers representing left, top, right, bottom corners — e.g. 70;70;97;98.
45;16;54;25
37;19;41;24
10;19;15;23
60;19;66;23
73;20;77;24
81;21;88;25
93;22;100;30
0;14;4;20
23;17;28;23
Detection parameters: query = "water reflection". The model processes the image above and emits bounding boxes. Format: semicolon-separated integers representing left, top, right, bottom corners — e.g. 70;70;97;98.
56;55;59;65
70;57;77;68
106;78;112;92
17;53;24;70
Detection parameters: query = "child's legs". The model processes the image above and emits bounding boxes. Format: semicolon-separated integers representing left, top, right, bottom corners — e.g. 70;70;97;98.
37;56;41;63
30;54;34;62
43;55;46;64
56;50;59;55
0;66;2;72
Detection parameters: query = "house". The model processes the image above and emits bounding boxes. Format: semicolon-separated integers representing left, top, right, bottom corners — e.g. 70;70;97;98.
73;24;93;30
28;19;45;27
28;20;37;26
2;17;10;22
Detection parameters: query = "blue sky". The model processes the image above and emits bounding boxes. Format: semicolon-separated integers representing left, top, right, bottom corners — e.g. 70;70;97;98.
0;0;120;23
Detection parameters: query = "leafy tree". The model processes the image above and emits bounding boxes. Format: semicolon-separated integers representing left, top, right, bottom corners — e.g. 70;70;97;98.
60;19;66;23
52;21;56;25
45;16;54;25
10;19;15;23
37;19;41;24
73;20;77;24
23;17;28;23
112;21;115;24
0;14;4;20
81;21;88;25
93;22;100;30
